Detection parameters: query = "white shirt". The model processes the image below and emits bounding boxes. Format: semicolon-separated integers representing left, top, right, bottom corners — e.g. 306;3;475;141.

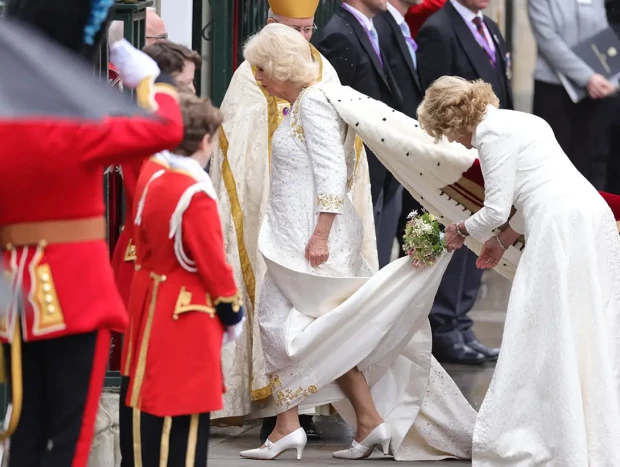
386;2;406;26
449;0;496;56
341;2;374;31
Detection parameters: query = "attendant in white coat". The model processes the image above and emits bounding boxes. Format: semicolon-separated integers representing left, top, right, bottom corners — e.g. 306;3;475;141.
418;76;620;466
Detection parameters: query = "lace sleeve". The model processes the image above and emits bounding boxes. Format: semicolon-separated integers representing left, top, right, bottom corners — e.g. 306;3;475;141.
464;125;516;242
299;89;347;214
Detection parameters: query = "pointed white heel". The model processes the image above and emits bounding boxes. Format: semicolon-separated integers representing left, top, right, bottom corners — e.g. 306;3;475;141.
332;422;392;460
240;427;307;460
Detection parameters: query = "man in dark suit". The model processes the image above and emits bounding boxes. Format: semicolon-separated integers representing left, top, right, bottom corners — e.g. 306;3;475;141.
374;0;425;252
312;0;405;268
416;0;510;364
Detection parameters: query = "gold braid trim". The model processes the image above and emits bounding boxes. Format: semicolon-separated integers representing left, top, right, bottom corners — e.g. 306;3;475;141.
0;319;23;440
213;292;242;313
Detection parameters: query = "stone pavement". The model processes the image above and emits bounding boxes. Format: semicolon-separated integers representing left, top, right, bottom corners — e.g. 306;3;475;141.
208;272;510;466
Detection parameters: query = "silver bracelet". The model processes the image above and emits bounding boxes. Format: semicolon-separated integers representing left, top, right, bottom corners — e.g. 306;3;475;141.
495;235;508;251
455;222;468;238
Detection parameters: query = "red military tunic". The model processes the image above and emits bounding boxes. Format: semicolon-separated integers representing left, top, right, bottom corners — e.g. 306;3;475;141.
126;164;241;417
111;160;142;308
0;82;184;343
118;155;170;377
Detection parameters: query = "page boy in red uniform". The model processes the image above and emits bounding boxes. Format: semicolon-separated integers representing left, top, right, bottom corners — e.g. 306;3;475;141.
112;42;203;467
125;93;245;467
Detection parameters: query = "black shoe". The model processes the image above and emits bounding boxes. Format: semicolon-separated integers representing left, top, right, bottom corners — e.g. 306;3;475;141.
466;339;499;361
433;342;488;365
299;415;321;440
259;416;276;444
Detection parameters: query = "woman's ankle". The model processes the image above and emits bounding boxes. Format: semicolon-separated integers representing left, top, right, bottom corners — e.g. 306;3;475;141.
354;415;384;440
268;422;301;442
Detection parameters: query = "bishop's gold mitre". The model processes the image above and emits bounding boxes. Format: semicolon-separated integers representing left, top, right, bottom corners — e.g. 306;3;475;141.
268;0;320;18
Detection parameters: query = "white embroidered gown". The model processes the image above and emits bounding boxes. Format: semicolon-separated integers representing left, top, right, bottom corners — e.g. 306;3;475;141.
463;107;620;466
257;86;476;460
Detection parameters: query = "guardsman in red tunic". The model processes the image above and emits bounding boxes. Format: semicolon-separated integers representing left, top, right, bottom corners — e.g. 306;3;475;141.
0;1;184;465
125;93;245;466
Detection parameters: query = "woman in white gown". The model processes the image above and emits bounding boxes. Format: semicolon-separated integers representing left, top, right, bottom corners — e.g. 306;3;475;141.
239;24;476;461
417;76;620;466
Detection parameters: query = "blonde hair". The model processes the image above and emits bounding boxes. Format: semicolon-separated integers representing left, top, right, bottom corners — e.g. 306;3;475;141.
243;23;319;85
417;76;499;142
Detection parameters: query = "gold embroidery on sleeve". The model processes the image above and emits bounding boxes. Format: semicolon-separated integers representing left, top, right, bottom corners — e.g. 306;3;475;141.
213;292;242;313
317;195;344;212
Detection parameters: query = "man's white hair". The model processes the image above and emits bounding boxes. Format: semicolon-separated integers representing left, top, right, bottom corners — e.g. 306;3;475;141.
108;7;160;46
108;20;124;46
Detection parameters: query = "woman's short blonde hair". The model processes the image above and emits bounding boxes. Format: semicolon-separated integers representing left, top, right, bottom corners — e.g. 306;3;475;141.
243;23;319;85
417;76;499;142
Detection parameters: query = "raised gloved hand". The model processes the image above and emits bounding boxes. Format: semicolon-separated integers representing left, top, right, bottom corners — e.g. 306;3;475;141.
222;315;246;346
110;39;160;89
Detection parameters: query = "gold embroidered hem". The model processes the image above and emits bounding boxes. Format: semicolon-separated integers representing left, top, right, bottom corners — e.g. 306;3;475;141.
269;374;319;409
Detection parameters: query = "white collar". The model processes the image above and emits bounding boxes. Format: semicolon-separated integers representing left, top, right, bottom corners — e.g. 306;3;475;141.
450;0;483;23
163;150;210;183
386;2;405;26
153;151;172;165
341;2;375;31
472;105;497;148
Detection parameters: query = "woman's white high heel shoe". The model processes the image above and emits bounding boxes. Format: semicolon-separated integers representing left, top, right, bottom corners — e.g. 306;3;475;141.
240;427;307;460
332;423;392;460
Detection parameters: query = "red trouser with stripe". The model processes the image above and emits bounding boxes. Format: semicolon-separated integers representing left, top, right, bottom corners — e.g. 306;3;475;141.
4;330;110;467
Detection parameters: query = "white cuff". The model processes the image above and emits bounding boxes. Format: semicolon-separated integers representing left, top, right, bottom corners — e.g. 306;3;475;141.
222;315;246;346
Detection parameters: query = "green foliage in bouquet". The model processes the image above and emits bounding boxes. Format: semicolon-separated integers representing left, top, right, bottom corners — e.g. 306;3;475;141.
402;210;447;268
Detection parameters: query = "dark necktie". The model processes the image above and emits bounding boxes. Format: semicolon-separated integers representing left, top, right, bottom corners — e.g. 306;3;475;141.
472;17;495;66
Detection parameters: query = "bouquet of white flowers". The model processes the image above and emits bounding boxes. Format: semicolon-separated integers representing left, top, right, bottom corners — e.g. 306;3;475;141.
402;210;447;268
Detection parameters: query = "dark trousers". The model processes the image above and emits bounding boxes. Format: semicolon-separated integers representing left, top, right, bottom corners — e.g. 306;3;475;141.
429;248;483;346
397;191;423;255
121;376;210;466
607;95;620;195
119;376;133;467
135;410;210;467
4;330;110;467
375;186;403;267
533;80;613;190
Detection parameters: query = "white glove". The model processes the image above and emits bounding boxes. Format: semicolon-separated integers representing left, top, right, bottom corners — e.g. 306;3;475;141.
222;316;246;346
110;39;160;89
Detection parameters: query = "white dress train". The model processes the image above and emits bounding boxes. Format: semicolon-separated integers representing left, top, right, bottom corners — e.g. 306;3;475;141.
257;86;475;460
